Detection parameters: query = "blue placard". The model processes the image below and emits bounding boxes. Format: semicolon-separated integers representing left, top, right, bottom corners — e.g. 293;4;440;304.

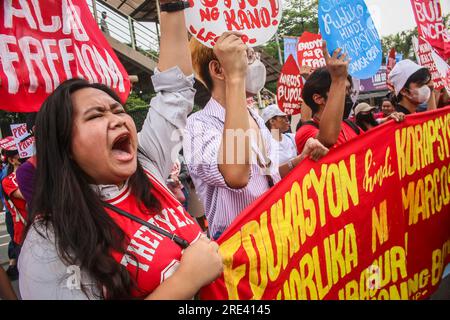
318;0;382;79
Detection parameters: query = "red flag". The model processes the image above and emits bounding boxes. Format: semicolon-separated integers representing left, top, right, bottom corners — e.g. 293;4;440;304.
386;48;396;92
410;0;450;60
276;55;303;116
0;0;131;112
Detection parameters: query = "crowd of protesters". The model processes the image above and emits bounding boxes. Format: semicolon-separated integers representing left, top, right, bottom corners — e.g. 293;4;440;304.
0;1;449;301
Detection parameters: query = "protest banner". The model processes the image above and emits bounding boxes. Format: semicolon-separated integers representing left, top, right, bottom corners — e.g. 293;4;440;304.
276;55;303;115
410;0;450;60
284;36;299;63
432;49;450;93
297;31;326;69
10;123;35;158
200;107;450;300
0;0;130;112
386;48;396;92
0;136;16;151
318;0;382;79
412;36;446;91
359;66;387;92
185;0;283;48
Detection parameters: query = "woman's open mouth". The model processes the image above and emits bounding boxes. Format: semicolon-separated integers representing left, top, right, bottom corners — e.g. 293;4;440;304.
111;133;133;162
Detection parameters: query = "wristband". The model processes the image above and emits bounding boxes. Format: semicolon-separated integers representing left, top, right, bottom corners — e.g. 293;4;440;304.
160;1;191;12
288;159;294;171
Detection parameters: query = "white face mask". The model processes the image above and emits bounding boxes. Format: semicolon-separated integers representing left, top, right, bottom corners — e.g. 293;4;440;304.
245;60;267;94
408;85;431;104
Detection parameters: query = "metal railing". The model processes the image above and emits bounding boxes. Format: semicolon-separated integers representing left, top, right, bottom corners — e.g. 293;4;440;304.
86;0;160;61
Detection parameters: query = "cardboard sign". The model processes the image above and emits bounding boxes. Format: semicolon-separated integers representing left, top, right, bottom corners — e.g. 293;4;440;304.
297;31;326;69
185;0;283;48
0;0;131;112
0;136;16;151
276;55;303;115
410;0;450;60
200;107;450;300
432;49;450;93
10;123;35;158
412;36;445;91
318;0;382;79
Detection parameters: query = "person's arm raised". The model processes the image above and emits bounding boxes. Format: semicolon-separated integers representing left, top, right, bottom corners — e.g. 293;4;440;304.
316;41;350;148
157;1;192;75
137;2;195;182
214;33;251;189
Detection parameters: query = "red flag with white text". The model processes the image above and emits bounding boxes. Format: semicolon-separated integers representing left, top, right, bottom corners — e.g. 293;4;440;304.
410;0;450;60
0;0;131;112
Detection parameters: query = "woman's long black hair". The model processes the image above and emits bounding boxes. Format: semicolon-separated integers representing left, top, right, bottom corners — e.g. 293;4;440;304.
27;78;159;299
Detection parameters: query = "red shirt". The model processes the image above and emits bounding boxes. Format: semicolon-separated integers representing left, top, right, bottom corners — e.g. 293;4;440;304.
295;120;360;154
374;112;385;120
2;172;28;244
104;172;203;298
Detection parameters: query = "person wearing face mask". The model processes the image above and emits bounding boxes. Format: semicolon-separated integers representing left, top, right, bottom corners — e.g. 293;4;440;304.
261;104;300;165
388;59;437;115
354;103;379;132
185;35;328;240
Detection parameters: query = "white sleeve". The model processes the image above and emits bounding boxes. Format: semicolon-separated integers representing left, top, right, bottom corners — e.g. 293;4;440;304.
18;224;101;300
137;66;195;183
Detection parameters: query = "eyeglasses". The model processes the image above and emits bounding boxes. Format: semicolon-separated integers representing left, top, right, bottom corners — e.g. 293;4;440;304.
247;49;261;65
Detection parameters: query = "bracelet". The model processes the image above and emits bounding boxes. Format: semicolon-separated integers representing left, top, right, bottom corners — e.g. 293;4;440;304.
160;1;191;12
288;159;294;171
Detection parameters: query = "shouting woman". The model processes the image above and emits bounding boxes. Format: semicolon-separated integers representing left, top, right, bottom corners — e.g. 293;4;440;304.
18;2;222;300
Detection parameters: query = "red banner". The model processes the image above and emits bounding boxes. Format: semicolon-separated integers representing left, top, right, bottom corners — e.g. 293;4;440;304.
410;0;450;60
414;37;446;91
297;31;326;69
201;107;450;300
276;55;303;115
0;0;131;112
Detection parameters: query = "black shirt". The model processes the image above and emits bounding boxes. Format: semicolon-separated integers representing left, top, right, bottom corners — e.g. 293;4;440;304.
395;104;412;115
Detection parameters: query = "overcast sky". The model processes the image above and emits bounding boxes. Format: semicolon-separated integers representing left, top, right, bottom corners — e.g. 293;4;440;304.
364;0;450;36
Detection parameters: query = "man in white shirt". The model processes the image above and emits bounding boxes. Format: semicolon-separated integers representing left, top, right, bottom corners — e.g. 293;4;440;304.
261;104;298;166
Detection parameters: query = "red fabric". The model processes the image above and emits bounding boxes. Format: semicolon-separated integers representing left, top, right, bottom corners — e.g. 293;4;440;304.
2;172;28;244
410;0;450;60
201;106;450;300
106;172;202;298
295;120;360;154
0;0;130;112
374;112;384;120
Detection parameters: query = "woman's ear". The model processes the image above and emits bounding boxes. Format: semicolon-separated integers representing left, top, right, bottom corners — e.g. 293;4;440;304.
269;118;276;128
209;60;225;81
